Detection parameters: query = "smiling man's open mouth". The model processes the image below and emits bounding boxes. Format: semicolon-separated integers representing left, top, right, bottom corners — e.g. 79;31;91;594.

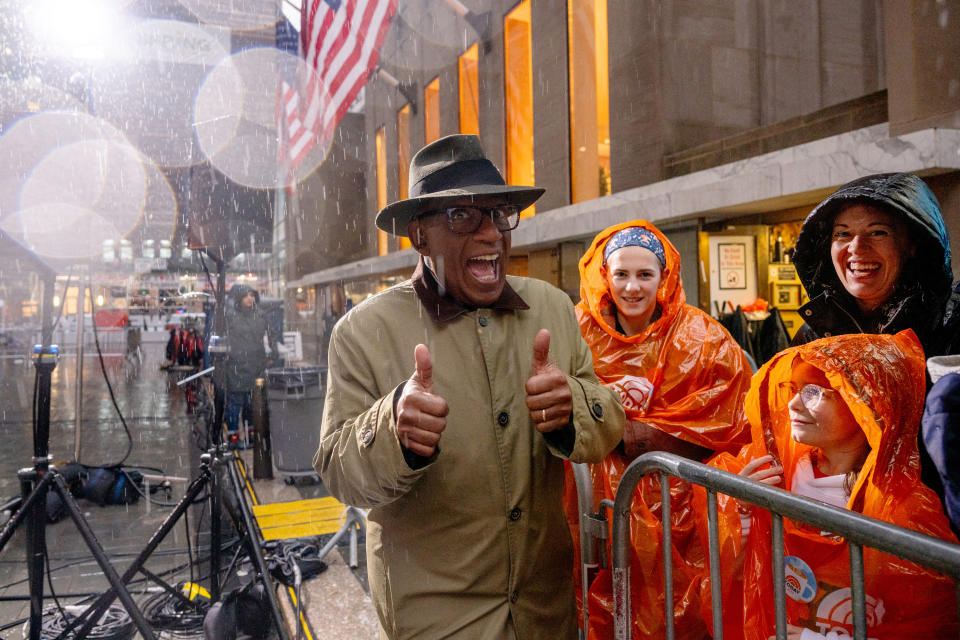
467;254;500;282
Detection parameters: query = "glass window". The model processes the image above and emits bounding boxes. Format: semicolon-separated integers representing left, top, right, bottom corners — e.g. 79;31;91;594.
459;43;480;136
424;77;440;144
397;105;412;249
568;0;611;202
504;0;535;217
376;126;388;255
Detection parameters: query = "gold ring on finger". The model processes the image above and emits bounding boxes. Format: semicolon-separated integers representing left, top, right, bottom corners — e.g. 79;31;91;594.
541;409;547;423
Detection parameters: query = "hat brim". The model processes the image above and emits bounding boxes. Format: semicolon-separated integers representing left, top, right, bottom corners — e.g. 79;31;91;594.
375;185;545;237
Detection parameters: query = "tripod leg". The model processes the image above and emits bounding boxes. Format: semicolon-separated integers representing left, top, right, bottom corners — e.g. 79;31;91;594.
66;461;213;639
226;457;291;640
0;470;54;554
49;475;157;640
45;475;154;639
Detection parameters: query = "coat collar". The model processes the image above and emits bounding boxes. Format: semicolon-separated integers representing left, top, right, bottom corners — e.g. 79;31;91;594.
411;257;529;323
798;285;929;338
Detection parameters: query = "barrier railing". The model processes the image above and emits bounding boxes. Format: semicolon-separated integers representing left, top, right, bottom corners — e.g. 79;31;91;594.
591;452;960;640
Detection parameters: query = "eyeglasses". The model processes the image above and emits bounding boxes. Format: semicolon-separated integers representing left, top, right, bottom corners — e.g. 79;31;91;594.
421;205;521;235
777;381;836;410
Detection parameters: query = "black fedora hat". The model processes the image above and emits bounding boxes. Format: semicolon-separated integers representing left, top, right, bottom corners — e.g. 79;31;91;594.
375;134;544;237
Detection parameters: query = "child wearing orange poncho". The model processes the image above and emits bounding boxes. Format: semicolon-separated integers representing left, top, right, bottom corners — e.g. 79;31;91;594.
699;329;958;639
565;220;752;639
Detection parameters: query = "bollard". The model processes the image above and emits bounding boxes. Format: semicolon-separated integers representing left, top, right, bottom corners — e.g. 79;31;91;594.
252;378;273;479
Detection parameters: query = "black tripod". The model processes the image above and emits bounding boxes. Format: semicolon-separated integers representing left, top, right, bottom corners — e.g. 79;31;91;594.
0;331;156;637
51;251;289;639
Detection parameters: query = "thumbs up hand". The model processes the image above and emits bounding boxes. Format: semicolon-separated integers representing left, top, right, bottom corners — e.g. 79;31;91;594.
396;344;449;457
525;329;573;433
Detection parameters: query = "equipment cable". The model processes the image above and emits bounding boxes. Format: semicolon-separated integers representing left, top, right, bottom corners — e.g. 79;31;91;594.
86;286;134;468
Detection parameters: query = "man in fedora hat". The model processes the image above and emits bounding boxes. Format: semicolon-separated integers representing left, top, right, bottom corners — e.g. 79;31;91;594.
315;134;623;639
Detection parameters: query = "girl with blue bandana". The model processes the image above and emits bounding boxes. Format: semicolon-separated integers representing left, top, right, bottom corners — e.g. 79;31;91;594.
565;219;752;640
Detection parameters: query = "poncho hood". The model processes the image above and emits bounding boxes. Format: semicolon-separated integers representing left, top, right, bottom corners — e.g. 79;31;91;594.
578;219;685;345
747;329;927;503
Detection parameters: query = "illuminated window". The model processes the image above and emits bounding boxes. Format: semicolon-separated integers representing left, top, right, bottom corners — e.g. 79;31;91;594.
376;126;388;256
397;105;412;249
424;77;440;144
459;43;479;136
568;0;611;202
504;0;534;217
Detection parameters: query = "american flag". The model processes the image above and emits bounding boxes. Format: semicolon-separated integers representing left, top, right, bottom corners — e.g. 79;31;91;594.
276;0;397;180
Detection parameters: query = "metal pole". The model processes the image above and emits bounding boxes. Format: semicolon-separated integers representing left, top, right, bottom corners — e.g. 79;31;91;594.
209;257;228;601
252;378;273;479
74;270;86;462
27;347;56;640
22;469;43;640
849;543;867;640
660;472;674;640
706;490;723;640
571;462;595;639
772;514;786;639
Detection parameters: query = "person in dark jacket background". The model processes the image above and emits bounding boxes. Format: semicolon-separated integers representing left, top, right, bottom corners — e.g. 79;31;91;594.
791;172;960;498
922;355;960;534
791;172;958;357
224;284;278;448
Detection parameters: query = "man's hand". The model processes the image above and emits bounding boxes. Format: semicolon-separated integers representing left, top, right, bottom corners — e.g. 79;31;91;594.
525;329;573;433
622;420;715;461
396;344;449;457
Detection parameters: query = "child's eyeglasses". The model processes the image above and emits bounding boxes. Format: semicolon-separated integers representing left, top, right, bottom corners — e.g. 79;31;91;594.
777;381;836;409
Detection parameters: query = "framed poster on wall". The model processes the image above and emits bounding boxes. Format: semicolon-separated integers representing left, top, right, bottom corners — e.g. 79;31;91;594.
718;242;747;290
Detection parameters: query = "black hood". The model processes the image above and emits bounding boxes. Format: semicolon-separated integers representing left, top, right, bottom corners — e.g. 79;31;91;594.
228;284;260;309
793;173;953;305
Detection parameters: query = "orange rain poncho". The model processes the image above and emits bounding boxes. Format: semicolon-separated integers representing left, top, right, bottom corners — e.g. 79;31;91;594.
565;220;752;639
699;330;958;639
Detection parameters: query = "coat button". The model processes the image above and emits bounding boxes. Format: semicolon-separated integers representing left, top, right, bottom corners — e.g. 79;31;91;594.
509;507;522;521
509;590;519;603
361;429;374;446
804;309;812;317
497;411;509;427
478;316;488;327
592;402;604;418
823;332;831;337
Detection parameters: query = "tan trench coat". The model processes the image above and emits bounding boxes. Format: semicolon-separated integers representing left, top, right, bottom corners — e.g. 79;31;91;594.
315;274;624;639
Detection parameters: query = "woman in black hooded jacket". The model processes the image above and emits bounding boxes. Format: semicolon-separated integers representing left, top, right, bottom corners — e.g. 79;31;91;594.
791;172;960;498
792;172;960;357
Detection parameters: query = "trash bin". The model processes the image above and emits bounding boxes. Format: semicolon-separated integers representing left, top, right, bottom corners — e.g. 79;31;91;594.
266;366;327;482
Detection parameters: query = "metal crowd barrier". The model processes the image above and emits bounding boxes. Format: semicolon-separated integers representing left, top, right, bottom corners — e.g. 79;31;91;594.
47;326;132;355
574;452;960;640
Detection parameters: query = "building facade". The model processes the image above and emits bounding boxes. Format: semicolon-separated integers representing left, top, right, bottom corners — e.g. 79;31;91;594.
284;0;960;363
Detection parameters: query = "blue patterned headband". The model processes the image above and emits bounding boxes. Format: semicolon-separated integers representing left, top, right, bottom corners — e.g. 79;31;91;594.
603;227;666;267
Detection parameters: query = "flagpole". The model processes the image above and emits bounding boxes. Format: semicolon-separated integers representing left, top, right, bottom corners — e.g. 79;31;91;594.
376;67;418;114
440;0;491;47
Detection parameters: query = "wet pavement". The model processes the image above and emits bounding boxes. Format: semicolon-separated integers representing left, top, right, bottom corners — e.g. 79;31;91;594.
0;339;377;638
